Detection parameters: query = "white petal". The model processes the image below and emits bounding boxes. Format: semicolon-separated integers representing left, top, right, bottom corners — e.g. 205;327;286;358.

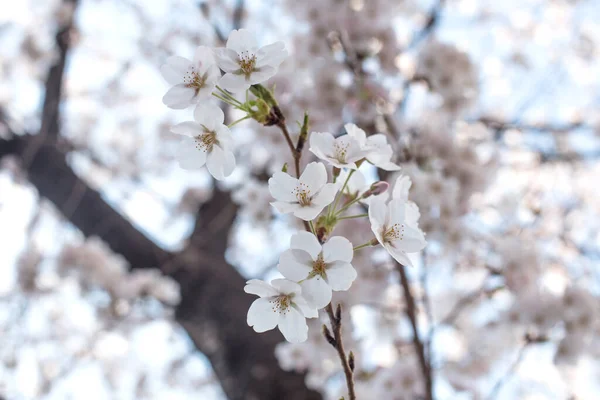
277;249;312;282
299;162;327;194
171;121;201;137
160;56;192;85
309;132;334;160
269;172;299;202
206;146;235;180
326;261;357;291
162;84;195;109
311;183;338;207
374;160;402;171
177;137;207;170
244;279;279;297
293;296;318;319
271;279;301;295
247;297;278;333
368;195;387;228
388;199;406;226
248;66;277;85
386;244;414;267
293;204;325;221
193;45;216;72
322;236;353;263
344;123;367;145
194;102;224;126
392;175;412;201
226;29;258;53
214;48;240;72
394;225;426;253
219;73;250;92
256;42;287;68
300;277;332;309
290;231;322;260
271;201;300;215
278;307;308;343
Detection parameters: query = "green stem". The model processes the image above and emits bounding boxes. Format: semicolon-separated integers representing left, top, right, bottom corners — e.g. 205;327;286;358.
216;85;244;106
336;195;363;216
338;213;368;221
330;170;354;218
353;241;374;251
212;92;243;108
309;220;316;235
227;115;251;128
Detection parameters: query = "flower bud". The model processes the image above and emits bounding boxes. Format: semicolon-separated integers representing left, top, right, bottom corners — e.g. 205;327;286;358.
362;181;389;198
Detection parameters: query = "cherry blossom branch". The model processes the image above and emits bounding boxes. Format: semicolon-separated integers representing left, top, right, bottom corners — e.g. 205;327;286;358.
396;262;434;400
486;333;548;400
323;303;356;400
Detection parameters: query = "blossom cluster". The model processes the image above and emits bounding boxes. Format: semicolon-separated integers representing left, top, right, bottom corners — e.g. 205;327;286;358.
160;30;427;343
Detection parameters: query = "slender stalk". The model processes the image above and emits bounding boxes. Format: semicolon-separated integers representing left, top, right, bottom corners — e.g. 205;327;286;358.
336;195;363;216
339;213;368;221
227;115;251;128
353;242;373;251
329;169;354;218
396;262;434;400
276;121;300;178
308;220;316;235
216;85;244;106
325;303;356;400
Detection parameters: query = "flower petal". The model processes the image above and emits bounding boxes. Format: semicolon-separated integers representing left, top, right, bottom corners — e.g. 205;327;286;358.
326;261;357;291
290;231;322;260
160;56;192;85
256;42;287;68
299;162;327;194
394;224;426;253
171;121;201;137
322;236;353;263
194;102;224;126
247;297;278;333
388;199;406;226
271;279;301;295
278;307;308;343
214;48;240;72
385;244;413;267
293;296;318;319
218;73;250;92
368;195;387;229
248;66;277;85
244;279;279;297
293;204;325;221
162;84;195;109
206;146;235;180
271;201;299;215
277;249;312;282
193;46;216;72
311;183;338;208
392;175;412;201
269;172;299;202
300;277;332;309
345;123;367;145
309;132;334;161
226;29;258;53
176;137;207;170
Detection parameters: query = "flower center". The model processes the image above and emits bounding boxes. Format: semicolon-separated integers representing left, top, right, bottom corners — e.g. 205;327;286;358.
238;50;257;77
333;141;350;163
194;131;218;153
293;183;312;206
382;223;405;243
183;69;207;94
308;254;327;279
270;294;292;315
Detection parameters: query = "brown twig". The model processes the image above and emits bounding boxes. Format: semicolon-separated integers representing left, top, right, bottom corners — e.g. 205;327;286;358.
324;303;356;400
396;262;434;400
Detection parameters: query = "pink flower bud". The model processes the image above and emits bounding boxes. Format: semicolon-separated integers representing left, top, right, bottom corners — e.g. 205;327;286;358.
362;181;390;198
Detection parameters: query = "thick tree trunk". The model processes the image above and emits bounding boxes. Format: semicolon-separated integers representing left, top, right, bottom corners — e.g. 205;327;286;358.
0;134;321;400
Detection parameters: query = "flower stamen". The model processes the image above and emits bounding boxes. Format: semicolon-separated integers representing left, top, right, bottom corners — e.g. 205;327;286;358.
238;50;257;78
308;254;327;279
195;131;218;153
382;223;405;243
270;294;292;315
293;183;312;206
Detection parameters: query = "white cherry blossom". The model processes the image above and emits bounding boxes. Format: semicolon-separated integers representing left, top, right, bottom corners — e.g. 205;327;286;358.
245;278;317;343
269;162;337;221
345;123;401;171
309;131;370;169
160;46;220;109
214;29;287;92
277;232;357;309
392;175;421;228
170;102;235;180
368;195;426;267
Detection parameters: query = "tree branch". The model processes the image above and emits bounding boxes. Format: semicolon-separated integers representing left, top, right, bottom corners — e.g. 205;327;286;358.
396;262;434;400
